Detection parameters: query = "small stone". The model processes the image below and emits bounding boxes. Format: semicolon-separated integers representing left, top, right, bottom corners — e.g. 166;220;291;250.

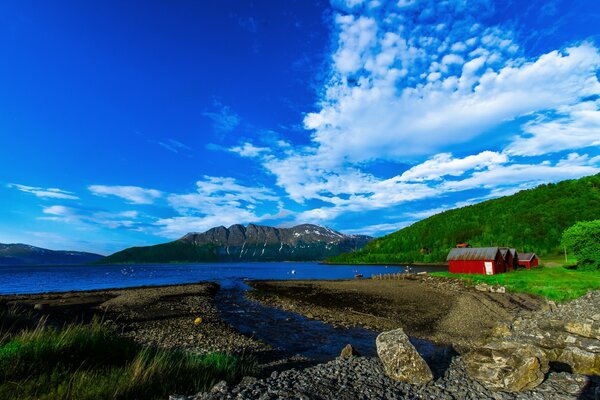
475;283;490;292
33;303;49;311
210;380;228;393
340;344;360;358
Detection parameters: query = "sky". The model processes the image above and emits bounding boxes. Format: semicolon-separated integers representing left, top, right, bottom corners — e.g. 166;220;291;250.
1;0;599;255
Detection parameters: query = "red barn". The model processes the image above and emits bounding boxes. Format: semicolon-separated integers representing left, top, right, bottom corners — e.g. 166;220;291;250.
447;247;505;275
518;253;539;268
499;248;519;272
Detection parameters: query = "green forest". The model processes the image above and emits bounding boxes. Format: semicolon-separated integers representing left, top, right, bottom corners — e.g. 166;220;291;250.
330;174;600;264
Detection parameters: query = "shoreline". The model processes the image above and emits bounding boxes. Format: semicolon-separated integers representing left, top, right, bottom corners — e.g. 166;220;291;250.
246;275;545;351
0;282;270;358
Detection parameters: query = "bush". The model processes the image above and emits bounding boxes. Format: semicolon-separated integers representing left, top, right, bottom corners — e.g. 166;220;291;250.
561;219;600;270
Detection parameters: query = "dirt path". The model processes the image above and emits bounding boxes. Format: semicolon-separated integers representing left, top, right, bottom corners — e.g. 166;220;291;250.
247;276;545;351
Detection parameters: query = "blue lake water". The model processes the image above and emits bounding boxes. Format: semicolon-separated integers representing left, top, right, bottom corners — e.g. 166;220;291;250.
0;262;445;295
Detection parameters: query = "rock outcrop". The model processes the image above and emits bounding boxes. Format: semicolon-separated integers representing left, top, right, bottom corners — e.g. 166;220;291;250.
376;328;434;385
465;291;600;392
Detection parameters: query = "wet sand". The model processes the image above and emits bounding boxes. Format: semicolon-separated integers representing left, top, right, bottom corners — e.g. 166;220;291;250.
247;275;546;351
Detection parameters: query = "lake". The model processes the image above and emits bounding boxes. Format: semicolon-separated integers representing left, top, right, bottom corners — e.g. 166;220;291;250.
0;262;446;295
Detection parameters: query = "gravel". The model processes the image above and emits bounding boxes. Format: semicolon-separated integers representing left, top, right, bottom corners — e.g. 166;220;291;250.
187;355;599;400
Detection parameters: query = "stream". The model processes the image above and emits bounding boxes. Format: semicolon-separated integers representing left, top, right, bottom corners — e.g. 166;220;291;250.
215;278;446;363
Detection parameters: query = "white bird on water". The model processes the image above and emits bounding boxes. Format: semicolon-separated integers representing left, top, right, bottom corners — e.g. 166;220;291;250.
291;269;296;275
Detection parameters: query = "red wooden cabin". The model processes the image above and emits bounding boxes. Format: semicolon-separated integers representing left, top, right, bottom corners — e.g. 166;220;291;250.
518;253;539;268
447;247;505;275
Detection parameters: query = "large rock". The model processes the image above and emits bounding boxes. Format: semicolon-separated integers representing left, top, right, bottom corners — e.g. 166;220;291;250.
464;341;549;392
466;290;600;392
376;328;433;385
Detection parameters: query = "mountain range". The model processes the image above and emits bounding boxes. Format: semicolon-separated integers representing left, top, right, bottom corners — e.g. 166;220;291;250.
0;243;104;266
99;223;372;264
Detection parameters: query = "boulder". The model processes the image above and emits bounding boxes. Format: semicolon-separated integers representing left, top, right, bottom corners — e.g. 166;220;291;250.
464;341;549;392
340;344;360;358
376;328;433;385
556;346;599;375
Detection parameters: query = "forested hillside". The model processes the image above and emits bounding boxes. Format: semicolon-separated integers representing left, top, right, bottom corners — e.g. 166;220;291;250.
330;174;600;264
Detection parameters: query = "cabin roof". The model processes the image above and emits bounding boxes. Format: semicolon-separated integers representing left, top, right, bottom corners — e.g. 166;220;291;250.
447;247;500;261
518;252;536;261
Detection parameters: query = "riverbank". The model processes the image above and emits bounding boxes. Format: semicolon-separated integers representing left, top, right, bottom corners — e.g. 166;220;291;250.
247;274;545;351
0;282;268;356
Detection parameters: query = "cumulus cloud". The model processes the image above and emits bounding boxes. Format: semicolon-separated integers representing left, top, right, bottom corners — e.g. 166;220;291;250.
8;184;79;200
88;185;163;204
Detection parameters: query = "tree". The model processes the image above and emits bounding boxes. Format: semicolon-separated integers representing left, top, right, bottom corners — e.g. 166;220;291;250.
561;219;600;270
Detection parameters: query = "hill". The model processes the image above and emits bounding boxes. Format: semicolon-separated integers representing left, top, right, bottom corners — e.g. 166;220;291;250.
0;243;104;266
100;223;371;264
329;174;600;264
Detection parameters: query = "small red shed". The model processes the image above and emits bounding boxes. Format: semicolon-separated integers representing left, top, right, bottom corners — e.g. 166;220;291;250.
447;247;505;275
518;253;539;268
499;248;519;272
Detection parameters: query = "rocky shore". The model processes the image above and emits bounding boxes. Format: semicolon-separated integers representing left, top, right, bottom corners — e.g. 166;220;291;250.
185;355;598;400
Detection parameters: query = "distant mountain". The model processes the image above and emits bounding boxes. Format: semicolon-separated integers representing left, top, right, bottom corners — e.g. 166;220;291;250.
0;243;104;266
329;173;600;264
100;223;372;264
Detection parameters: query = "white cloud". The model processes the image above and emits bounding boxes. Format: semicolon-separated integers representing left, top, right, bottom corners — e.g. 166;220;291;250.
506;100;600;156
202;101;240;134
239;1;600;229
156;176;282;238
88;185;163;204
8;184;79;200
399;151;508;182
229;142;271;158
40;205;145;231
157;139;192;154
341;221;411;236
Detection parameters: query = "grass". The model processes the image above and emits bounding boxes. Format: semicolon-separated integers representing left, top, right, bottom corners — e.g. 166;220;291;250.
0;319;257;400
432;267;600;302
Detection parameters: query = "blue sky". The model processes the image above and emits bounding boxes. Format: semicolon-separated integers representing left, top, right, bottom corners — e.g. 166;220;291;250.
1;0;599;255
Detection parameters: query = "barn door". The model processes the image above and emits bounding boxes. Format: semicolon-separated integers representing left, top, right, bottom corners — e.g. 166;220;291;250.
484;262;493;275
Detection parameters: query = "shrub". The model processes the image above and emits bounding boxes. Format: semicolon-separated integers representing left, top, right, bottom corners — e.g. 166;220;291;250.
561;219;600;270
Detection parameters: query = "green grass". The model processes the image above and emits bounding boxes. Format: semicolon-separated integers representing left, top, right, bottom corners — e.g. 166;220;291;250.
0;319;257;400
431;267;600;302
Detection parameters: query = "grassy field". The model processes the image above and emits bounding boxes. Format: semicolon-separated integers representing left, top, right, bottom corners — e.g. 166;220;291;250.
0;318;257;400
432;267;600;302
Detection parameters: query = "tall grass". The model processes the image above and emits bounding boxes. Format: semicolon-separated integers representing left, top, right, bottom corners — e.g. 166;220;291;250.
0;319;257;399
432;267;600;302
